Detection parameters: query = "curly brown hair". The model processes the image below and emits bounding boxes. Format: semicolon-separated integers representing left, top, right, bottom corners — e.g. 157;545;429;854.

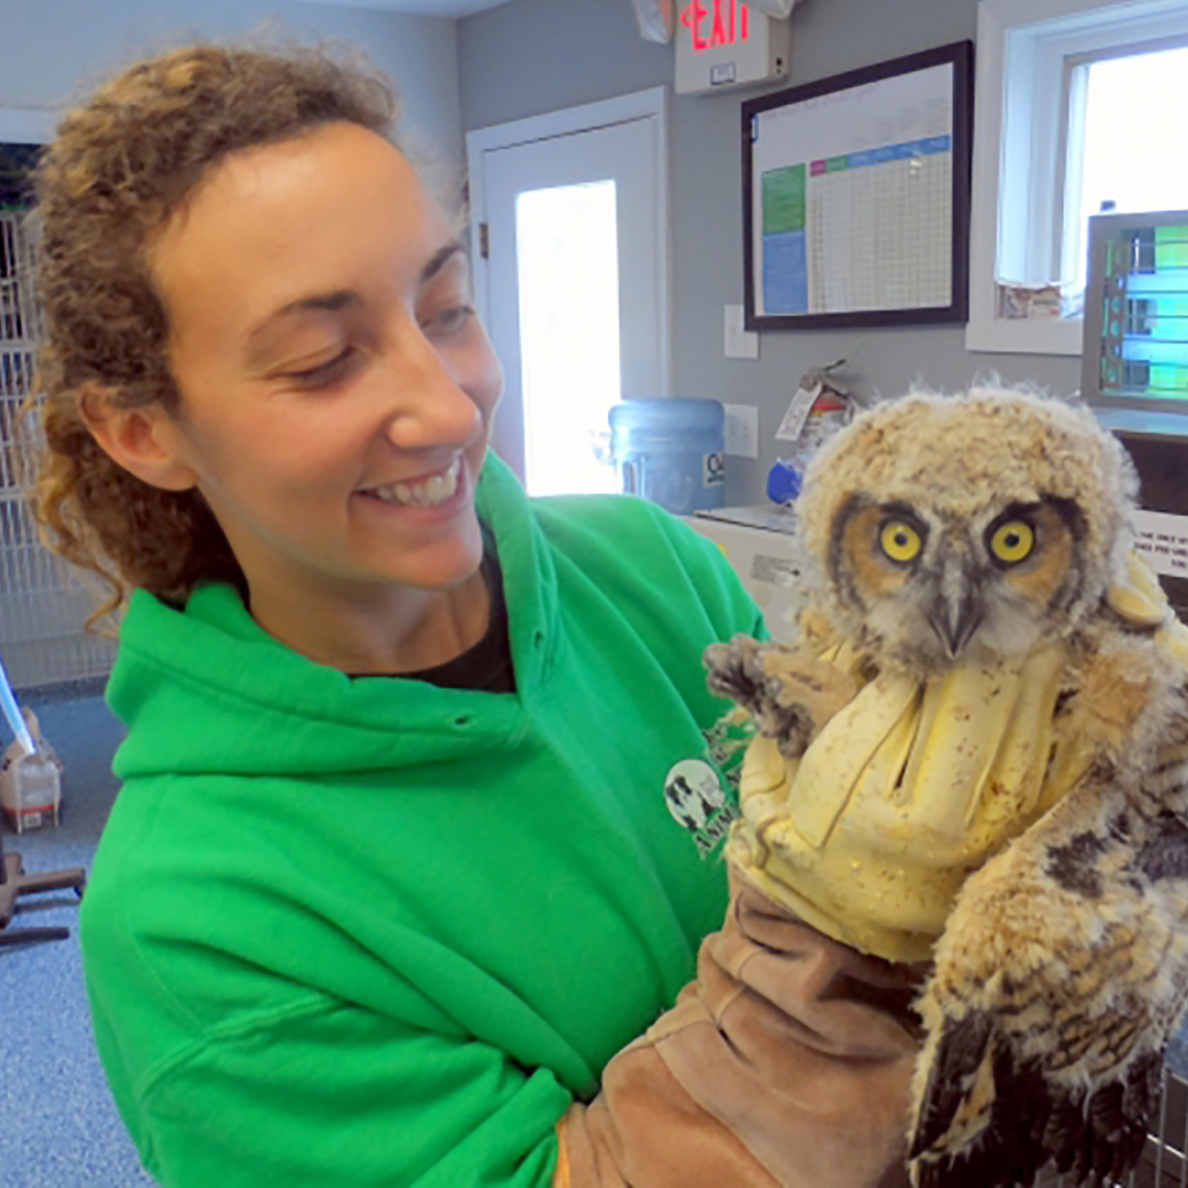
23;43;401;625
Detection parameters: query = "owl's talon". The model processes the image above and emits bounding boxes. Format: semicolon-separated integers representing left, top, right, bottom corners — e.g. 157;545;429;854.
704;636;827;757
703;636;765;707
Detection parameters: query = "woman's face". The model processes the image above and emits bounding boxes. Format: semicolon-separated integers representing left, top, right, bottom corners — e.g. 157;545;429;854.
147;121;502;599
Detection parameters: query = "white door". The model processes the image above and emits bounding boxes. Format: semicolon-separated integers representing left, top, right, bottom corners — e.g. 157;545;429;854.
468;89;670;496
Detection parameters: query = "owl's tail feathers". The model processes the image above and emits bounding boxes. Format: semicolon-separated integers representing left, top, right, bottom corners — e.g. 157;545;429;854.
908;1015;1160;1188
908;1011;992;1163
908;1011;1050;1188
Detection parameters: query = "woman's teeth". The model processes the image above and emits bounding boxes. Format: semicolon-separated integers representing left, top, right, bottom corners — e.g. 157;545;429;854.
366;458;461;507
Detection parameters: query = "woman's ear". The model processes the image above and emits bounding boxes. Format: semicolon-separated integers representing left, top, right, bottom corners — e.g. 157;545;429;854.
79;384;199;493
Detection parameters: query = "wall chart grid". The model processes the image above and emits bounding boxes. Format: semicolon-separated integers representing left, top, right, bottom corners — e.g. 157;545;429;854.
743;41;973;331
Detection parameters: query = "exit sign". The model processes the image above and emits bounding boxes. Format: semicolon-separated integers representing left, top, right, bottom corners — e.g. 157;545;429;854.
675;1;791;94
681;0;749;53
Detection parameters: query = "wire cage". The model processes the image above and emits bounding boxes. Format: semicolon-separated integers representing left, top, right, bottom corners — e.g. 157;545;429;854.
0;210;116;691
1137;1067;1188;1186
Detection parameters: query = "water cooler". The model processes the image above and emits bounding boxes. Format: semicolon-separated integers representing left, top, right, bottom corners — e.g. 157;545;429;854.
609;398;726;517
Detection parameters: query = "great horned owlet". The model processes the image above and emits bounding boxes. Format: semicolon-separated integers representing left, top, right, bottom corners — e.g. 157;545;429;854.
706;387;1188;1188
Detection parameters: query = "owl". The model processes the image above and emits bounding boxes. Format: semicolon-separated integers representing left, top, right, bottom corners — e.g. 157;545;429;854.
706;387;1188;1188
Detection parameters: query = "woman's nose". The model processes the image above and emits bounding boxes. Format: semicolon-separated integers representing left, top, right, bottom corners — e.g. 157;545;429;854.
378;324;484;450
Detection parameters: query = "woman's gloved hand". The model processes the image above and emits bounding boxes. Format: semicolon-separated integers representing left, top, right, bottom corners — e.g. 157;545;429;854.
557;869;925;1188
556;643;925;1188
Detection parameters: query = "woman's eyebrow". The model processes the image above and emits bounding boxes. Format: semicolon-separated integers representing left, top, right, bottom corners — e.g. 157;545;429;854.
244;242;467;354
421;240;466;283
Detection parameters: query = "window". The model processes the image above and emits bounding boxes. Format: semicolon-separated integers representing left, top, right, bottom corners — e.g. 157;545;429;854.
515;180;621;498
1063;43;1188;291
967;0;1188;357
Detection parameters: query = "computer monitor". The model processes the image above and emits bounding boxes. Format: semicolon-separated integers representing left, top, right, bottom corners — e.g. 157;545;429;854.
1082;208;1188;416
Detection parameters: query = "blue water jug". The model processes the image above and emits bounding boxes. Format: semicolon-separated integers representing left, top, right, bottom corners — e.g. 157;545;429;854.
608;398;726;516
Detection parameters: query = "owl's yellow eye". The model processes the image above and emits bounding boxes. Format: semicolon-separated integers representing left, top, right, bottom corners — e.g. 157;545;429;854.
989;519;1035;565
880;520;923;564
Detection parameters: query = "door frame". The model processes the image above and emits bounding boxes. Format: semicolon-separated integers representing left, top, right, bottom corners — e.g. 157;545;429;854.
465;86;672;399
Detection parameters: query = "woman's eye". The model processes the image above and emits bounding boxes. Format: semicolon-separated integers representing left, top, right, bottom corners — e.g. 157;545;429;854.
284;348;356;388
422;305;475;336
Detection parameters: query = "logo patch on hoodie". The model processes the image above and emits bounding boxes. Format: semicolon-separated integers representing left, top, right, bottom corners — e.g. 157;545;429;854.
663;713;754;857
664;758;736;857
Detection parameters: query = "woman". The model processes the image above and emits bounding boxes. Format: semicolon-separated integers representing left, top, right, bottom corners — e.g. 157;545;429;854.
29;45;920;1187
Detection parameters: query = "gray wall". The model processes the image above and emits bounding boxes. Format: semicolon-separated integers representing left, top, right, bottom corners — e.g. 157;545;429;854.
0;0;461;165
458;0;1084;504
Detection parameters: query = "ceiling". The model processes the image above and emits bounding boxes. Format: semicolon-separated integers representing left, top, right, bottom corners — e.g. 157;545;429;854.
306;0;515;15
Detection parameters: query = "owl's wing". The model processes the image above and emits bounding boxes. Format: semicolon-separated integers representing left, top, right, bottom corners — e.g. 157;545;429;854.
908;769;1188;1188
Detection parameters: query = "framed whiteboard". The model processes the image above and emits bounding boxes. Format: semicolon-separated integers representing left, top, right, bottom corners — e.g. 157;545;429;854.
743;41;973;331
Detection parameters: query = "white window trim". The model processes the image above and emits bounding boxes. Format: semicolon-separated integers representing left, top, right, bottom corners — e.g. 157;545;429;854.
967;0;1188;357
465;86;671;395
0;109;55;145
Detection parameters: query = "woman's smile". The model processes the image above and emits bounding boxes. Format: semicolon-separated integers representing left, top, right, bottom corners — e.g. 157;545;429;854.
354;454;468;514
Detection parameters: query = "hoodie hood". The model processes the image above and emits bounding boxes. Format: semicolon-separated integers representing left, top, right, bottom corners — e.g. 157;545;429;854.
107;455;555;780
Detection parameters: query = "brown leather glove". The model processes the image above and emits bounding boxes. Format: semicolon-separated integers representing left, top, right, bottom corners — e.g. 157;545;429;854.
556;867;926;1187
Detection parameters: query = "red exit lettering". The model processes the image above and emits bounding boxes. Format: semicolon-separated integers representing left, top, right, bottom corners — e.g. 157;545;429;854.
681;0;751;54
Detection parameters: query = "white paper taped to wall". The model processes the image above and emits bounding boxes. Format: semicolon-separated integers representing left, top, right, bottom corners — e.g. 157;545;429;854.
775;383;821;442
1133;509;1188;579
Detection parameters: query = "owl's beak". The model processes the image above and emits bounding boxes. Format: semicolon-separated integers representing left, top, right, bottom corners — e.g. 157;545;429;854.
926;591;984;659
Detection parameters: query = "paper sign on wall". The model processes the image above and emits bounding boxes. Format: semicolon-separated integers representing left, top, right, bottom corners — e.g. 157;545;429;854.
1132;509;1188;579
775;383;821;442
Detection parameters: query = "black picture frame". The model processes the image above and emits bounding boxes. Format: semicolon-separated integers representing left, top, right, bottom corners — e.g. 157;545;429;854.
742;40;973;332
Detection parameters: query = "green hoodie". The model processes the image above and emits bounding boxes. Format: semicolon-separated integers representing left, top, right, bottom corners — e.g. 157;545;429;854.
81;456;764;1187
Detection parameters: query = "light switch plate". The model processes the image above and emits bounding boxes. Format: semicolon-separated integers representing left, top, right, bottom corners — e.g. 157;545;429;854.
723;403;759;458
724;304;759;359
